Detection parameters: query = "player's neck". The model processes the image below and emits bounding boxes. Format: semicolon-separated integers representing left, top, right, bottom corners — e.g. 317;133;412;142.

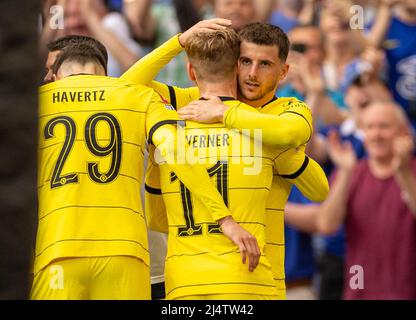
197;80;237;99
58;63;104;79
240;92;276;109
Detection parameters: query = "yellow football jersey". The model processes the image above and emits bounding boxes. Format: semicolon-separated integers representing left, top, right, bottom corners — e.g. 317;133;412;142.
123;35;328;292
144;91;327;292
261;98;312;289
35;75;179;274
146;98;317;299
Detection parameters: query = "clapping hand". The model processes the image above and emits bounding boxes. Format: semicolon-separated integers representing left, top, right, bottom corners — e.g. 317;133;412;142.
327;130;357;171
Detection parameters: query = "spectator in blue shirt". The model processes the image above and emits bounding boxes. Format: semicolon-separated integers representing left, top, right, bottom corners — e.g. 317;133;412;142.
366;0;416;129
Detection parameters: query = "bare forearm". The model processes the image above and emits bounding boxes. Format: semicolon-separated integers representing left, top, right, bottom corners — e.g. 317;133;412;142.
351;29;369;53
317;169;352;235
366;4;392;48
306;92;348;127
87;15;139;72
39;19;59;61
305;134;329;166
254;0;274;22
123;0;155;42
173;0;201;32
284;202;320;233
298;0;316;25
395;168;416;216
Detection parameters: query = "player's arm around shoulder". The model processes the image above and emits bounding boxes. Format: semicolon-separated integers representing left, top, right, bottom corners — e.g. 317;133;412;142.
264;97;313;147
180;96;314;148
279;98;313;131
122;63;199;110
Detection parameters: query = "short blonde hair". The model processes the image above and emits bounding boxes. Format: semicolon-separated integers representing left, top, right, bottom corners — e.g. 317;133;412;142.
185;28;240;82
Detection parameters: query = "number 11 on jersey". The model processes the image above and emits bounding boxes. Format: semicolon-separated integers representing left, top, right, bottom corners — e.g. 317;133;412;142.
170;161;229;237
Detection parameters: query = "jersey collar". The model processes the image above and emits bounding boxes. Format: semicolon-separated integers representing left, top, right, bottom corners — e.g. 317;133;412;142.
218;96;237;102
199;96;236;102
67;73;96;77
261;96;278;108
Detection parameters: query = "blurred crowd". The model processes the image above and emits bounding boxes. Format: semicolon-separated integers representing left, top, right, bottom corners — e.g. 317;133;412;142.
39;0;416;300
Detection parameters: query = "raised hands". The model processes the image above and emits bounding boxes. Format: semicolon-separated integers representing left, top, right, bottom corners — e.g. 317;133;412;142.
287;51;325;95
327;130;357;171
392;134;414;173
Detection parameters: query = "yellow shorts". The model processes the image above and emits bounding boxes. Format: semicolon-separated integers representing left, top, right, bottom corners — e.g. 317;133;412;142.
30;256;150;300
175;293;280;300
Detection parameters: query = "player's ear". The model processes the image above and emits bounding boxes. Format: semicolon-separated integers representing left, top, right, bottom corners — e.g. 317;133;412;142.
279;63;289;81
186;62;196;82
52;73;58;82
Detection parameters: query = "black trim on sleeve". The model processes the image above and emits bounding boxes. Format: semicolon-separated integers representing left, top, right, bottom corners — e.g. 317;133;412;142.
281;110;313;141
167;86;177;110
145;184;162;195
148;120;179;145
280;156;309;179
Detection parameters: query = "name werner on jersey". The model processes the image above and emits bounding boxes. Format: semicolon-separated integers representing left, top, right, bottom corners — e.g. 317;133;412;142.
186;133;229;148
52;90;106;103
